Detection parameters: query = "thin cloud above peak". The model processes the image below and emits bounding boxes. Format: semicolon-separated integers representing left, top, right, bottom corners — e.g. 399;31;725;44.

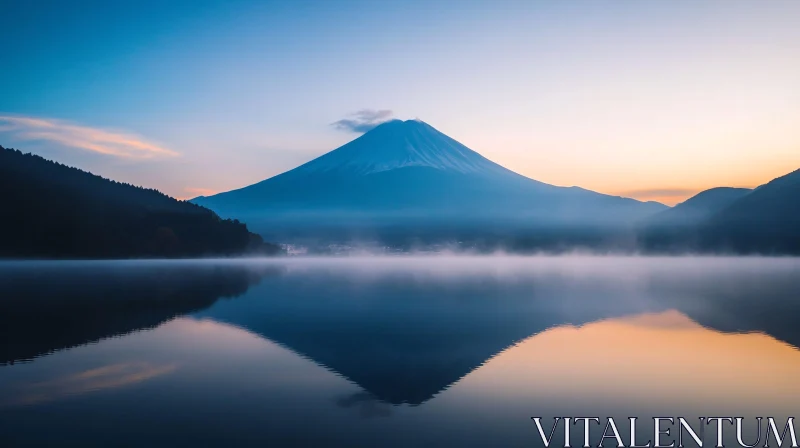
0;115;178;159
331;109;394;133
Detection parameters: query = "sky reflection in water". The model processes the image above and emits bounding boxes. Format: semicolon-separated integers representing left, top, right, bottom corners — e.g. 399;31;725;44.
0;256;799;447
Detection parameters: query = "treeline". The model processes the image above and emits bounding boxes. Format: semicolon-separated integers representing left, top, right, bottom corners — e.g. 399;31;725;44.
0;145;282;258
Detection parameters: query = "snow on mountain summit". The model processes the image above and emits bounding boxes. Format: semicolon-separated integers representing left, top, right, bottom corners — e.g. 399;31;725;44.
295;119;507;176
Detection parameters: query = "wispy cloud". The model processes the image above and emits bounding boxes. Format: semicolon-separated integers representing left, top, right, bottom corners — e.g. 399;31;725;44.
331;109;394;133
621;188;700;199
0;115;178;159
617;187;700;205
182;187;218;199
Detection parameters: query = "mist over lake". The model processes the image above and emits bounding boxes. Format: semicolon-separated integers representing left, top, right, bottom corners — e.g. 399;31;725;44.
2;256;799;447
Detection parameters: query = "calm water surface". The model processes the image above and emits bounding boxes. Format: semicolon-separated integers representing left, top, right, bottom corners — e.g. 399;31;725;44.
1;256;799;447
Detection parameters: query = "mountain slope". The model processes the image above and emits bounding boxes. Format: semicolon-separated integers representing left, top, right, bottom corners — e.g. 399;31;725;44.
645;187;752;227
698;169;800;253
194;120;666;241
0;145;281;258
293;119;513;176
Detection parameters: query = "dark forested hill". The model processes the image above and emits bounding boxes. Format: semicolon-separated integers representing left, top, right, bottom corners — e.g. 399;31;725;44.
697;168;800;254
0;145;282;258
644;187;752;227
638;169;800;254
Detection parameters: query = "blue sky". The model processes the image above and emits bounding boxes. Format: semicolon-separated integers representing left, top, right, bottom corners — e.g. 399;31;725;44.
2;0;799;204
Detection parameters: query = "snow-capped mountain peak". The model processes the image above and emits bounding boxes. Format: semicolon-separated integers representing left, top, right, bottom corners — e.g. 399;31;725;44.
295;119;505;176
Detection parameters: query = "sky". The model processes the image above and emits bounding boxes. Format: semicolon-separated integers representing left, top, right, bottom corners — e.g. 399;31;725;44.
1;0;799;205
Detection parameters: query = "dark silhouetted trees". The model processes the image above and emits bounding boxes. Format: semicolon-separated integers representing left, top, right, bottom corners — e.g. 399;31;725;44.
0;145;282;258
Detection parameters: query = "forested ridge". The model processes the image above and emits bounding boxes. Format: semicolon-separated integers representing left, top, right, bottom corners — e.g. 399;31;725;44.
0;145;282;258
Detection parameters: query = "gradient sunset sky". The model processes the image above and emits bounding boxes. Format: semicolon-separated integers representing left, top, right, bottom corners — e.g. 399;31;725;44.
2;0;799;205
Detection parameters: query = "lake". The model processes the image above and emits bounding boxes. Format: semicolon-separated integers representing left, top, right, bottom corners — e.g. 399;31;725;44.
1;256;799;447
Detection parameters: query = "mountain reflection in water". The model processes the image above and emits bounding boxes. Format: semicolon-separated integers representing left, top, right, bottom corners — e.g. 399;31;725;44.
0;257;799;447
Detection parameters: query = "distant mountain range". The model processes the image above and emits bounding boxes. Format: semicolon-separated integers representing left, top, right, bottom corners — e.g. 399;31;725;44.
0;145;281;258
697;169;800;253
640;169;800;254
193;119;667;243
645;187;752;227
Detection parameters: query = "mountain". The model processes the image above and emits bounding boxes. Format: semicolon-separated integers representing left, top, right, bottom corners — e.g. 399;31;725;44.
0;145;282;258
645;187;752;227
638;169;800;254
698;169;800;253
193;119;666;243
